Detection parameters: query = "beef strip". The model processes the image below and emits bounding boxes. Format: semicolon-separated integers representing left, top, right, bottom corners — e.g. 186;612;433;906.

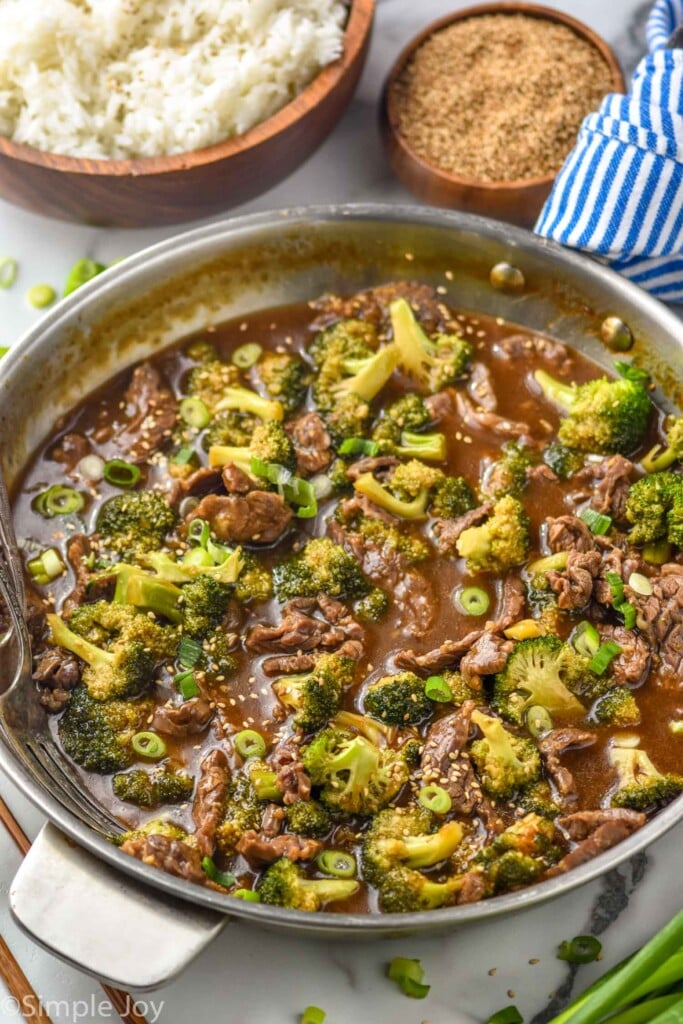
468;362;497;411
432;503;494;556
496;333;571;369
455;392;533;441
192;749;230;857
576;456;634;521
235;830;322;867
539;728;596;801
420;701;482;815
115;363;177;462
247;595;364;673
152;697;214;737
188;491;292;545
345;455;399;482
261;804;286;839
270;738;311;805
394;569;438;640
424;390;454;422
335;493;398;525
395;631;484;673
120;833;205;884
169;466;223;506
546;515;595;554
487;575;527;632
33;647;81;712
546;808;646;877
626;565;683;686
593;543;646;606
460;633;513;684
50;432;90;473
527;464;559;483
456;871;487;905
311;281;454;335
62;533;96;613
597;625;651;687
286;412;332;476
548;550;602;610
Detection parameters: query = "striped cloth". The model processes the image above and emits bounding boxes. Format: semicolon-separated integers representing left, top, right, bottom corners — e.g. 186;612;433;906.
535;0;683;301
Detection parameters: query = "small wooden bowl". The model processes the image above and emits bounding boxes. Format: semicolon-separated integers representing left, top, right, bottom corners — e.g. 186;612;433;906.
381;2;625;227
0;0;374;228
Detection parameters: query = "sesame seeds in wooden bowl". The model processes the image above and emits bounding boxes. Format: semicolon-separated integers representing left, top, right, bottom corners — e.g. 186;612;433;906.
381;2;625;227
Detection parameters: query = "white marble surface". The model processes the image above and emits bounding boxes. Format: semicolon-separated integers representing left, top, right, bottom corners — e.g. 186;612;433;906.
0;2;675;1023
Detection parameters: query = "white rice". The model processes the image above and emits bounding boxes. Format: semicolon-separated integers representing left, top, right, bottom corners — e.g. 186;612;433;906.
0;0;347;159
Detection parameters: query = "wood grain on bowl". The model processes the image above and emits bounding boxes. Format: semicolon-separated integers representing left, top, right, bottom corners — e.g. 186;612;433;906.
0;0;374;228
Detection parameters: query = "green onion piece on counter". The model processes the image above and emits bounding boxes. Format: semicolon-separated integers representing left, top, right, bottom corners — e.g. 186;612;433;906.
188;517;211;549
557;935;603;965
300;1007;326;1024
338;437;380;457
0;347;8;359
0;257;17;289
418;784;452;815
35;484;85;517
63;258;106;296
527;705;553;739
572;620;601;659
232;342;262;369
388;957;430;1000
174;670;200;700
180;396;211;429
234;729;267;760
486;1008;523;1024
26;284;56;309
103;459;141;488
177;636;203;668
234;889;261;903
617;602;637;630
171;445;197;465
27;548;66;585
131;732;167;760
614;360;650;384
605;571;625;605
316;850;357;879
456;586;490;616
580;507;612;535
424;675;452;703
183;547;214;568
201;856;236;889
628;572;653;597
589;640;623;676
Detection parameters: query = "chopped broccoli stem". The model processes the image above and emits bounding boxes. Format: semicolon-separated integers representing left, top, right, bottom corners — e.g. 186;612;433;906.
642;417;683;472
361;807;464;887
214;386;284;422
353;473;428;519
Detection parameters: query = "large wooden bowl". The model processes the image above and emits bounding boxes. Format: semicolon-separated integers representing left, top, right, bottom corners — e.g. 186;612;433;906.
0;0;374;227
381;2;625;228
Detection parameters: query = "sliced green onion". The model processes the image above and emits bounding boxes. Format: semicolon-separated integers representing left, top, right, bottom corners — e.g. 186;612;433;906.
301;1008;326;1024
486;1008;523;1024
188;518;211;548
338;437;379;457
0;257;17;289
63;258;106;296
177;636;203;668
581;507;612;535
455;586;490;616
201;856;236;889
28;548;66;585
316;849;356;879
614;360;650;384
418;784;452;815
589;640;623;675
171;445;197;466
131;732;167;759
388;957;430;1000
250;456;291;487
35;484;85;517
234;888;261;902
628;572;653;596
557;935;602;964
424;675;452;703
605;571;625;604
77;454;105;481
643;539;672;565
572;620;601;658
250;457;318;519
232;342;262;369
103;459;141;489
183;547;214;568
180;397;211;429
26;283;56;308
234;729;267;759
527;705;553;739
617;602;637;630
175;670;200;700
206;538;232;564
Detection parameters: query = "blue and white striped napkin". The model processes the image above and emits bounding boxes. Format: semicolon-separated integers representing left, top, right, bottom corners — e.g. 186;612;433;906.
535;0;683;301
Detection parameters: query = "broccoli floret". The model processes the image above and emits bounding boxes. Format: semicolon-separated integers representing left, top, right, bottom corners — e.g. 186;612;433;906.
377;865;465;913
273;537;370;602
248;761;283;802
48;611;160;701
186;358;240;413
334;503;429;565
371;394;432;451
215;773;262;855
179;576;233;639
68;599;178;656
327;457;353;492
492;636;585;725
610;746;683;811
308;319;378;370
390;460;443;500
324;393;372;446
212;383;284;423
442;670;480;706
518;781;561;819
483;443;534;499
352;460;442;521
272;654;353;732
591;687;641;727
535;369;651;456
364;672;433;726
233;551;272;604
469;710;542;799
390;298;472;392
625;472;683;547
257;857;359;911
302;728;411;816
115;818;188;846
208;420;296;475
429;476;477;519
353;587;390;622
361;806;464;886
58;684;150;773
542;440;586;479
312;318;397;409
257;351;309;413
487;850;544;893
202;410;257;450
642;417;683;473
285;800;332;838
96;492;177;563
112;767;194;808
456;495;530;574
491;813;558;857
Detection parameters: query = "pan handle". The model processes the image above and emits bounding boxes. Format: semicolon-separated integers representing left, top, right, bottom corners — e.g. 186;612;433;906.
9;822;227;990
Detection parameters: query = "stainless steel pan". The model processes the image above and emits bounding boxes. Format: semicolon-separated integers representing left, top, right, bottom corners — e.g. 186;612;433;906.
1;205;682;989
